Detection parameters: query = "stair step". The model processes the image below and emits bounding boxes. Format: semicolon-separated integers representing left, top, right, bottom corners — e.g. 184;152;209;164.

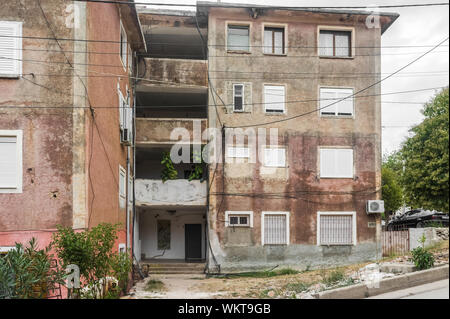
149;270;205;274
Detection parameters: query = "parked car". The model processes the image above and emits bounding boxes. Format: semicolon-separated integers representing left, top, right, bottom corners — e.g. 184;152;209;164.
386;209;449;230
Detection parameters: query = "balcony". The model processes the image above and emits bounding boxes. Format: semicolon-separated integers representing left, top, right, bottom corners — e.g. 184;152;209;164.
135;179;207;207
136;118;207;146
137;58;208;93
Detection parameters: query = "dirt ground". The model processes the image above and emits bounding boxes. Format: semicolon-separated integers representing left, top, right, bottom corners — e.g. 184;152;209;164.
128;241;449;299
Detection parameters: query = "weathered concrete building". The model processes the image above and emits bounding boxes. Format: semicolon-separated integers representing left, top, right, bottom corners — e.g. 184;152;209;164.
134;2;398;272
0;0;145;256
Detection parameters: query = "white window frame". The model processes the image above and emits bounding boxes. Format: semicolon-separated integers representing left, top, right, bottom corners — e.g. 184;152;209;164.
119;165;126;208
319;87;355;118
319;147;354;179
119;20;127;70
264;84;286;114
227;146;250;158
262;23;288;55
263;147;286;167
226;21;251;53
317;25;355;59
0;21;23;77
261;211;290;246
118;243;126;253
317;211;357;246
225;211;253;228
233;83;244;112
0;130;23;193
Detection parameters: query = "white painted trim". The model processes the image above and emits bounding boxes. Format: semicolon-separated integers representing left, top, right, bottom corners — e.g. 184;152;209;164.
261;211;290;246
318;146;355;179
0;130;23;193
0;246;15;253
317;25;356;58
317;211;357;246
318;85;356;119
118;243;126;253
225;211;253;228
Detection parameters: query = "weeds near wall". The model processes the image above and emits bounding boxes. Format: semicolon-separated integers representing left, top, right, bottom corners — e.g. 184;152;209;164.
410;234;435;270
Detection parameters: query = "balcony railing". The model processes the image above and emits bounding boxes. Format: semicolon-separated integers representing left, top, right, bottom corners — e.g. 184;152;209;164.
135;179;207;207
136;118;207;145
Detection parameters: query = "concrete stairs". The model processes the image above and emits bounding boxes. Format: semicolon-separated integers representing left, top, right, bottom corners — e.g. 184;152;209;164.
140;261;206;275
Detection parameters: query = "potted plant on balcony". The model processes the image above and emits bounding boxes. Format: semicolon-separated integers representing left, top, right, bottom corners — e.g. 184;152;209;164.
161;151;178;182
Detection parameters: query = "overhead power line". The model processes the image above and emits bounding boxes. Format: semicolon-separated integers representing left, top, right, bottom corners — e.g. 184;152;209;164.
225;37;449;128
70;0;450;9
0;86;445;109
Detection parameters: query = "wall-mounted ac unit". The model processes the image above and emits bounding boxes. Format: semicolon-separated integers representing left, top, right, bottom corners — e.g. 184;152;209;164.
366;200;385;214
120;128;132;146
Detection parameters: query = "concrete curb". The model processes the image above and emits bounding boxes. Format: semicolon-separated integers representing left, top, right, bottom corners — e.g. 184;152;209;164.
316;264;449;299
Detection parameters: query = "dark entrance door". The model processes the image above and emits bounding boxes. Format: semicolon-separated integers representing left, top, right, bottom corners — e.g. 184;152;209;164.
185;224;202;261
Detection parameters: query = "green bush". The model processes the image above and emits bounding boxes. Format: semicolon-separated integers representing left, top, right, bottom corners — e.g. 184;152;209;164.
52;223;132;299
322;269;346;286
411;247;434;270
0;238;65;299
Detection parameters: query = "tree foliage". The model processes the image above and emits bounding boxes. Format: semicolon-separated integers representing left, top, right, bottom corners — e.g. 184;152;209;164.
400;88;449;213
381;166;403;214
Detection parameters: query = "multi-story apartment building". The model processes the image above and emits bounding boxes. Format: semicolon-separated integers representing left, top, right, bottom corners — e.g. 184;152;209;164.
134;2;398;272
0;0;145;255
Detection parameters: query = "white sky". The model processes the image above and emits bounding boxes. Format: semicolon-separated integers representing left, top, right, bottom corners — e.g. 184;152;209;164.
139;0;449;155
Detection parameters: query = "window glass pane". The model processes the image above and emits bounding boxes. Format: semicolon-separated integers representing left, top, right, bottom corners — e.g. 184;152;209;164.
234;85;243;96
157;220;171;250
263;29;272;54
234;96;243;111
228;26;249;51
274;30;283;54
230;216;239;225
239;216;248;225
335;33;350;57
319;32;333;56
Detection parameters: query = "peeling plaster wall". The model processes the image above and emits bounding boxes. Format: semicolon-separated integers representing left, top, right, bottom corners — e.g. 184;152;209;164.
0;1;75;244
206;7;385;271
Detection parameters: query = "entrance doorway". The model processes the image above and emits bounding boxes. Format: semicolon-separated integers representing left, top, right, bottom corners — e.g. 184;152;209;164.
185;224;202;261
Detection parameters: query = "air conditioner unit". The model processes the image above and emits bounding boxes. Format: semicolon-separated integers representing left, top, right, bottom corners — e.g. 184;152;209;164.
120;128;132;146
366;200;385;214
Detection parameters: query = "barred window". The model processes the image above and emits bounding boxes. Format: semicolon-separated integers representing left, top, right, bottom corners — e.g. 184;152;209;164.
263;213;289;245
319;214;354;245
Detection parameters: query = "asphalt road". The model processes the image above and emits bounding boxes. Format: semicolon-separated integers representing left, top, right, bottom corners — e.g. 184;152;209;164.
368;279;449;299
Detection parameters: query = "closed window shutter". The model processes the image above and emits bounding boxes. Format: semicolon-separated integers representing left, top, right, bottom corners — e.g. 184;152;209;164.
336;89;354;116
320;148;353;178
0;21;21;76
228;147;249;158
264;148;285;167
264;85;285;112
227;26;249;51
264;214;287;245
319;89;337;115
0;136;18;188
336;149;353;177
320;215;353;245
118;90;125;129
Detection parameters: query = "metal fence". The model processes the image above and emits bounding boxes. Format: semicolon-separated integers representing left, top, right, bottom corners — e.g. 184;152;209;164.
381;225;410;257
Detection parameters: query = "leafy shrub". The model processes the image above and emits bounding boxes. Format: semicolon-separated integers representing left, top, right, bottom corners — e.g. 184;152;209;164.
411;247;434;270
161;151;178;182
0;238;65;299
284;282;309;293
52;223;132;299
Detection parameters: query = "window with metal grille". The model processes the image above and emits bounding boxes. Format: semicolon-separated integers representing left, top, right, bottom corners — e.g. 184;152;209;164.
263;27;285;54
319;214;354;245
263;213;288;245
233;84;244;111
319;30;351;57
229;215;249;227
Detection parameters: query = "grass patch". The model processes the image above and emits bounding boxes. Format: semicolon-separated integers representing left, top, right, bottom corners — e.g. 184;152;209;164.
225;268;299;279
321;269;346;286
145;279;165;292
284;282;310;293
